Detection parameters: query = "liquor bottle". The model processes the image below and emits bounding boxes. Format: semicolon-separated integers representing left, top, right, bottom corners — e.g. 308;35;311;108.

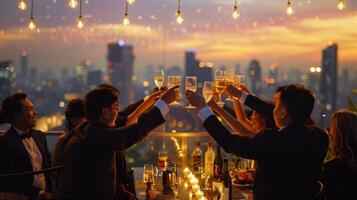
214;146;223;179
220;159;232;200
192;141;202;176
205;140;215;178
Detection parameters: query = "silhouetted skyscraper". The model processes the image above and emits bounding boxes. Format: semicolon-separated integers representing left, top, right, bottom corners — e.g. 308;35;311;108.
185;50;212;92
320;43;338;128
0;60;15;100
107;42;135;107
248;59;262;95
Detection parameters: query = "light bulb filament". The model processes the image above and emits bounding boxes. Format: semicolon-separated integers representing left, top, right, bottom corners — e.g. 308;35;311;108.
337;0;346;10
28;17;36;30
287;1;294;15
232;6;240;19
69;0;78;8
127;0;135;5
18;0;27;10
176;11;183;24
123;14;130;26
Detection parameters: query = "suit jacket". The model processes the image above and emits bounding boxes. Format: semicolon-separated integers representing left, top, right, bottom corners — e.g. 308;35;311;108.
55;106;165;200
203;115;328;200
0;126;53;200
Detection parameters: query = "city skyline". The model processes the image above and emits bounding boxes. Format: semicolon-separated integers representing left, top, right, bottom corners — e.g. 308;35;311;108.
0;0;357;72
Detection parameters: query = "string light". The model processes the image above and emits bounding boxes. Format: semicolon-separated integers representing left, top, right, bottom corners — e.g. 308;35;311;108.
176;0;183;24
28;0;36;30
77;0;84;28
123;0;130;26
127;0;135;5
18;0;27;10
286;0;294;15
232;0;240;20
337;0;346;10
69;0;78;9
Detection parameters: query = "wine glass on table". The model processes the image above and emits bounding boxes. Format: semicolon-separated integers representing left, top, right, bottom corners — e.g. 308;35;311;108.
167;75;181;105
158;150;168;172
214;70;226;106
202;81;214;103
153;69;164;90
185;76;197;109
143;164;155;199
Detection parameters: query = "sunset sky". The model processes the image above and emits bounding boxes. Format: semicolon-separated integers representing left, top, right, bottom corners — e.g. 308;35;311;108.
0;0;356;74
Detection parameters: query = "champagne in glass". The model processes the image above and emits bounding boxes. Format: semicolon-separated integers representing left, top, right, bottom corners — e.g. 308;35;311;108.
168;76;181;105
225;68;235;101
185;76;197;109
153;69;164;89
143;164;155;184
214;70;225;106
158;151;168;171
202;81;214;103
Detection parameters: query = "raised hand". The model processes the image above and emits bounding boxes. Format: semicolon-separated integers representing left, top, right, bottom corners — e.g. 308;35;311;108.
185;90;206;110
161;85;180;105
224;85;243;99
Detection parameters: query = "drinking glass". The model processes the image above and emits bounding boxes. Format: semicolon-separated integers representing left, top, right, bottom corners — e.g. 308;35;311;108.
158;150;168;171
153;69;164;90
202;81;214;103
214;70;226;106
143;164;155;184
225;68;235;101
167;75;181;105
185;76;197;109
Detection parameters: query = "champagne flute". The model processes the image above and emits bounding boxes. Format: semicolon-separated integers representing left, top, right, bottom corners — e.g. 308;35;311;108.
225;68;235;101
202;81;214;103
214;70;226;106
185;76;197;109
153;69;164;90
168;75;181;105
143;164;155;184
158;150;168;171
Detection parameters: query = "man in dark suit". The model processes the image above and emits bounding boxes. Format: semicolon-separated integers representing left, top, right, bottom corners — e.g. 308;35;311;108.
55;86;178;200
97;84;164;199
0;92;53;200
186;84;329;200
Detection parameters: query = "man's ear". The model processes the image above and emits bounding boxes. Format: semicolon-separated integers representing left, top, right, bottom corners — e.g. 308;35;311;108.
102;108;110;121
280;106;288;120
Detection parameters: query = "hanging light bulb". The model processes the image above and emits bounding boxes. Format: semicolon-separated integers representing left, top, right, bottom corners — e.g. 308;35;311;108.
18;0;27;10
176;10;183;24
123;0;130;26
77;16;84;28
127;0;135;5
286;0;294;15
123;14;130;26
337;0;346;10
28;17;36;30
232;0;240;20
176;0;183;24
69;0;78;8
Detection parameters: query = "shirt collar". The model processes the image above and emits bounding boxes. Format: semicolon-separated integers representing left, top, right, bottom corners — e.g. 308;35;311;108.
13;127;30;136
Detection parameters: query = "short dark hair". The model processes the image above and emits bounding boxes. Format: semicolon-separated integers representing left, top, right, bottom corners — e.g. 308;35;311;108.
84;88;119;120
65;99;85;120
279;84;315;123
96;84;120;95
1;92;27;123
276;86;286;93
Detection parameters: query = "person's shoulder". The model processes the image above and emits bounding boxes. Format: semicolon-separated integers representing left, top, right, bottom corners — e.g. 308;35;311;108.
256;128;279;138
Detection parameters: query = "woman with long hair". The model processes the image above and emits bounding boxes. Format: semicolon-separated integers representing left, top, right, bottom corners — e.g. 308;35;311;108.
322;110;357;199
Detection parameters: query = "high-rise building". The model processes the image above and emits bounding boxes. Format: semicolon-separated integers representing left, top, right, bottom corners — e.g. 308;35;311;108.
307;66;321;93
247;59;262;95
320;44;338;128
0;60;15;100
19;51;29;87
107;42;135;107
87;70;103;88
185;50;212;92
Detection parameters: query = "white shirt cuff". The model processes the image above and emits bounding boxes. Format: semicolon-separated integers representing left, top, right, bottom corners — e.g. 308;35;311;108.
238;92;248;104
197;106;214;122
155;99;169;119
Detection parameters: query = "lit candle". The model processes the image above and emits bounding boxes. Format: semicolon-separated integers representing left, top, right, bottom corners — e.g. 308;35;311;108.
196;190;204;198
183;167;190;178
192;184;200;193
